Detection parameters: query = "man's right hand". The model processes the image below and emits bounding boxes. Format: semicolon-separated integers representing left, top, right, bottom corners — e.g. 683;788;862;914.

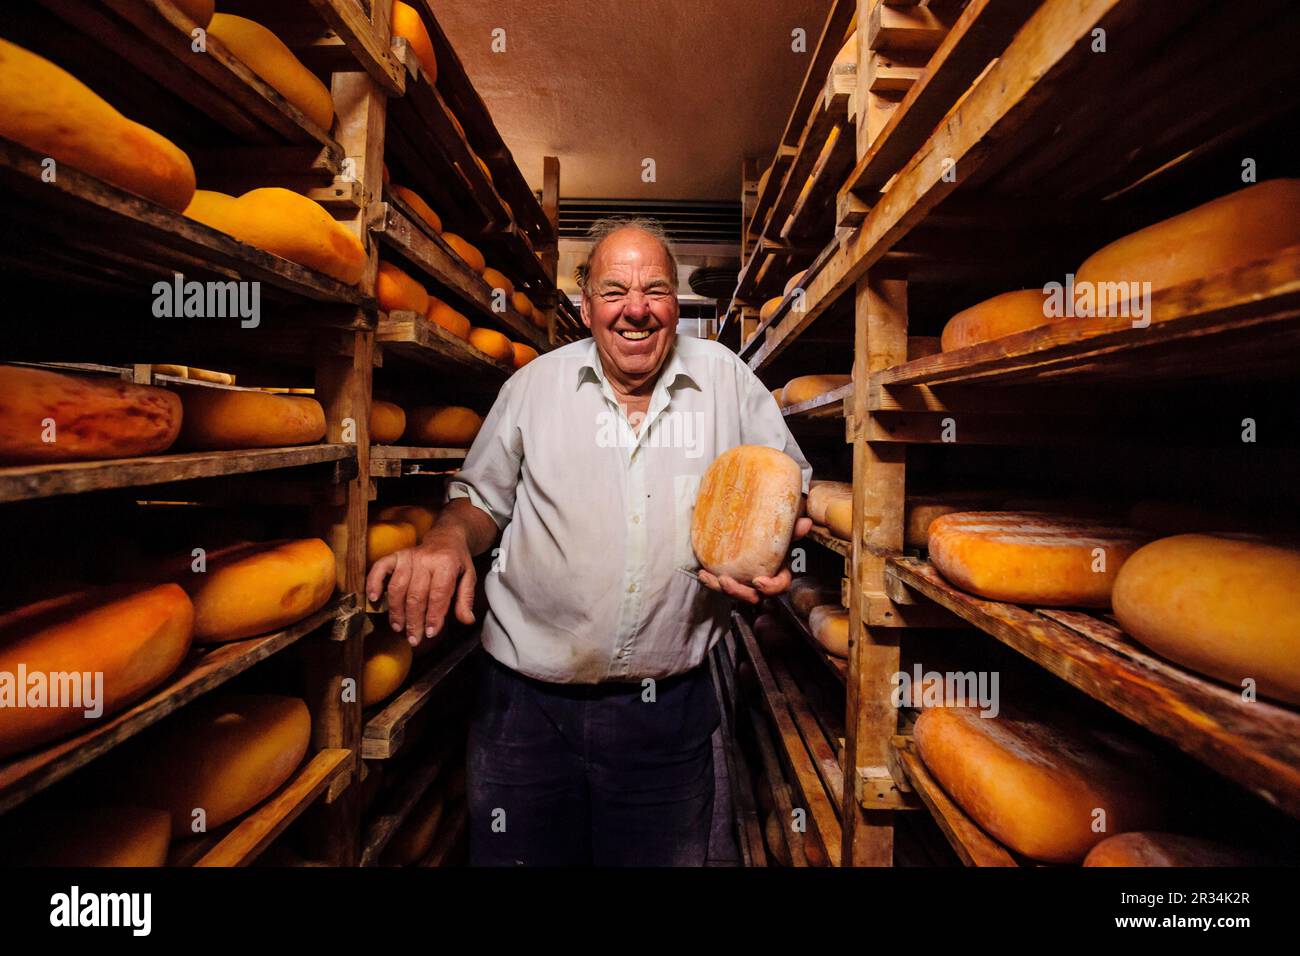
366;528;477;646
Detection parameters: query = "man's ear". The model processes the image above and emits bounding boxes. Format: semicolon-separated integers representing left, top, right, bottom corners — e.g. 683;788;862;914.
579;292;592;329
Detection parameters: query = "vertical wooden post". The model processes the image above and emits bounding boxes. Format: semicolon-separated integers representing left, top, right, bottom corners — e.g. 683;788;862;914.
541;155;561;345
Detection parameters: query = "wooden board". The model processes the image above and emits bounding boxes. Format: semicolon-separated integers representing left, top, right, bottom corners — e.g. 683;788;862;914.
377;310;514;376
782;383;853;423
418;801;467;867
808;525;851;558
708;648;767;867
888;557;1300;818
775;595;848;686
369;445;468;477
360;746;449;866
362;636;481;759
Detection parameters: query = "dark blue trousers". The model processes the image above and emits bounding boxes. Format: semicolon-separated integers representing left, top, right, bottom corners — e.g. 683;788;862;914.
468;654;719;866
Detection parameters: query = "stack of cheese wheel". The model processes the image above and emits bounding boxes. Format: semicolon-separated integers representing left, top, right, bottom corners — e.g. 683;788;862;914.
808;605;849;658
1112;534;1300;705
375;504;438;538
113;693;311;838
940;288;1055;352
0;365;182;464
808;479;853;540
371;400;407;444
781;374;851;409
443;233;486;272
1075;179;1300;315
391;1;437;82
511;342;539;369
368;521;417;567
363;627;414;707
179;388;326;450
179;538;336;643
0;39;196;212
691;445;802;583
790;575;832;617
184;188;366;285
12;807;173;867
914;705;1163;862
404;406;483;447
427;296;471;340
1083;832;1265;867
0;584;194;758
927;512;1150;607
377;261;429;314
468;327;514;365
207;15;334;130
390;184;442;234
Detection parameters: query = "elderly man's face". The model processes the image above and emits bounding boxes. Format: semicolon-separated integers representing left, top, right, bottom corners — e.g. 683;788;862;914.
581;228;679;389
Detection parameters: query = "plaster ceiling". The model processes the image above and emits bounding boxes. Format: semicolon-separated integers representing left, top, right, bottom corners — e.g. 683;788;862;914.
430;0;833;201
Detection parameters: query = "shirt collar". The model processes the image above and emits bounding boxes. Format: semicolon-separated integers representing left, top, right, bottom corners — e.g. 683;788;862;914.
576;338;700;396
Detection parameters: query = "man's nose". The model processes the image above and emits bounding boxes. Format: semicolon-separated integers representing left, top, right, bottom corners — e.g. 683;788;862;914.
622;291;650;319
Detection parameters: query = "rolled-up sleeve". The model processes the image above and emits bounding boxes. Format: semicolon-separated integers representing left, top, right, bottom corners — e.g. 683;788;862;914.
737;369;814;494
446;378;523;529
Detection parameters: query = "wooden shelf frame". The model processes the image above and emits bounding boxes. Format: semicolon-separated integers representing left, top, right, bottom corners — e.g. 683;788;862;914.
774;595;848;686
377;309;515;377
369;445;467;477
361;635;481;760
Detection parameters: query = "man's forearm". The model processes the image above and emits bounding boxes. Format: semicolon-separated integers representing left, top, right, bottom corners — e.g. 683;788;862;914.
425;497;500;556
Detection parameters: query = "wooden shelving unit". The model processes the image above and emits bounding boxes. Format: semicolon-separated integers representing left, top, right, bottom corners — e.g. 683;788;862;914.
362;635;481;760
369;446;467;478
377;310;515;377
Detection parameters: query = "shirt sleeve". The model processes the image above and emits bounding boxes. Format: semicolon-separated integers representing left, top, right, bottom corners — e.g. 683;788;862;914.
736;362;814;495
445;377;523;529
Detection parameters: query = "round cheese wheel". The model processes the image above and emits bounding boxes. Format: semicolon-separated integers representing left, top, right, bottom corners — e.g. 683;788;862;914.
363;627;413;707
481;267;514;297
790;576;832;618
759;296;784;322
443;232;485;272
753;613;794;652
376;504;437;538
173;0;215;28
824;495;853;541
182;538;336;643
940;289;1054;352
808;605;849;658
905;494;1006;549
404;406;483;446
208;15;334;131
691;445;802;582
389;184;442;234
510;291;534;316
914;706;1164;863
179;389;326;450
511;342;539;369
0;365;182;464
1083;831;1265;867
1076;179;1300;307
186;367;235;385
391;1;437;83
0;38;196;212
756;165;772;197
771;387;784;407
368;521;417;566
13;806;172;867
0;584;194;758
371;399;407;444
426;296;471;340
120;693;311;838
468;327;513;364
529;303;548;329
784;270;808;297
377;261;429;314
928;512;1150;607
1112;534;1300;704
806;480;852;524
782;374;851;407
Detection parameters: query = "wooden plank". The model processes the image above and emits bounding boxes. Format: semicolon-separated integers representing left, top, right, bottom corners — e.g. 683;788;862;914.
892;737;1019;867
708;650;767;867
782;382;854;422
776;596;848;686
362;637;481;759
370;446;467;477
360;747;449;866
809;525;851;558
192;749;352;867
304;0;405;94
771;661;846;816
0;445;353;505
866;1;955;53
377;310;514;376
888;557;1300;818
0;600;347;816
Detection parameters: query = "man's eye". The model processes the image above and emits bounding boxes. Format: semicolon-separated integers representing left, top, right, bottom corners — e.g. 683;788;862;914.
601;291;625;302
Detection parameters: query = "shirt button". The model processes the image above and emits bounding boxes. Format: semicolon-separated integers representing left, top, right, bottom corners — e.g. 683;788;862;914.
632;514;641;524
627;582;638;593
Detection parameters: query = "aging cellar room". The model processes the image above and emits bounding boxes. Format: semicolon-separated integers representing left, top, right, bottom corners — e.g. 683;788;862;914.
0;0;1297;909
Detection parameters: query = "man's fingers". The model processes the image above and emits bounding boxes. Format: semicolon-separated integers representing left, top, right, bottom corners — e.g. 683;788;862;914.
452;564;477;626
793;516;813;539
718;575;761;605
423;561;459;638
403;562;432;643
697;569;721;591
385;550;413;633
752;566;793;596
366;553;397;604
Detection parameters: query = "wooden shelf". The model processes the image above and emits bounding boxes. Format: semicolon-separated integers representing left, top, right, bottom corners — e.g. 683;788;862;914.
887;556;1300;818
362;634;481;759
359;745;450;866
808;525;850;558
775;595;847;686
891;736;1018;867
0;444;354;504
185;748;353;867
377;310;514;377
0;598;350;817
369;445;467;477
782;383;853;423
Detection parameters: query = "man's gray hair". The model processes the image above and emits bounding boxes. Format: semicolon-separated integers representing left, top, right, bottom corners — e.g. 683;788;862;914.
579;217;679;291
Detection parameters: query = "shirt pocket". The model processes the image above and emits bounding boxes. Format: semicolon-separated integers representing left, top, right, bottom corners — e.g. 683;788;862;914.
672;472;702;570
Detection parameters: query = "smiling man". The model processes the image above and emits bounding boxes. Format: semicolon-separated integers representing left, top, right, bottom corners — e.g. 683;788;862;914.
367;218;811;866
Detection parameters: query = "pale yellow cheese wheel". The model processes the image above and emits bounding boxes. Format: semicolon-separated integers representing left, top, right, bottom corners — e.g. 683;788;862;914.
371;400;407;444
807;480;852;524
783;269;808;297
782;374;851;407
404;405;483;446
208;15;334;131
759;296;784;322
363;627;413;707
368;521;417;566
443;232;486;272
179;388;326;450
1112;534;1300;704
940;289;1054;352
824;495;853;541
808;604;849;658
481;267;514;297
376;504;437;539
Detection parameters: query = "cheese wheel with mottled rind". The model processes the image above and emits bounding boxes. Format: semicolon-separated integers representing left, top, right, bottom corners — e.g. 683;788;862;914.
759;296;783;323
807;480;852;525
1112;534;1300;705
1083;831;1266;867
940;289;1053;352
824;495;853;542
179;388;326;450
371;400;407;444
782;374;851;408
914;706;1164;863
808;605;849;658
691;445;802;582
404;406;483;447
208;15;334;131
368;521;417;566
928;512;1149;607
905;494;1008;549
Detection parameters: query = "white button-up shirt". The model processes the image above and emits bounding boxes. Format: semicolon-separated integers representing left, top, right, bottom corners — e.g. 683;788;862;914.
447;335;812;683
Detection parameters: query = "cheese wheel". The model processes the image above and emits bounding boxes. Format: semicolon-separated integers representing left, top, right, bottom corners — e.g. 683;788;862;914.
474;152;493;183
426;296;471;340
784;270;808;297
376;504;437;539
120;694;310;838
756;165;772;197
13;807;172;867
529;303;548;329
390;184;442;234
468;327;514;364
443;233;486;272
790;576;832;618
771;387;784;407
391;1;437;82
382;785;445;866
183;188;366;285
940;289;1053;352
905;494;1006;549
481;267;514;297
363;627;413;707
0;38;196;212
0;365;181;464
371;400;407;444
208;15;334;131
152;364;188;378
181;538;336;643
377;261;429;314
806;480;852;525
173;0;215;28
824;495;853;541
808;605;849;658
753;613;794;652
782;374;851;407
179;388;326;450
368;521;417;566
404;406;483;446
511;342;539;369
759;296;783;322
186;367;235;385
914;706;1164;863
692;445;802;582
0;584;194;758
1112;534;1300;704
1083;832;1265;867
1076;180;1300;310
928;512;1150;607
511;291;534;316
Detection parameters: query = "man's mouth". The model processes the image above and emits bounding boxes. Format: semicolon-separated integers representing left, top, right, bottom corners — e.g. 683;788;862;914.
616;329;654;341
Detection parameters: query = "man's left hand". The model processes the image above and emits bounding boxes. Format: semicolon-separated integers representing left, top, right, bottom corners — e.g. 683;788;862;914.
697;516;813;605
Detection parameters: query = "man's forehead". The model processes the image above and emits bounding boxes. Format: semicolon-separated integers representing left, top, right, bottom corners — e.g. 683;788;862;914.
589;230;672;281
